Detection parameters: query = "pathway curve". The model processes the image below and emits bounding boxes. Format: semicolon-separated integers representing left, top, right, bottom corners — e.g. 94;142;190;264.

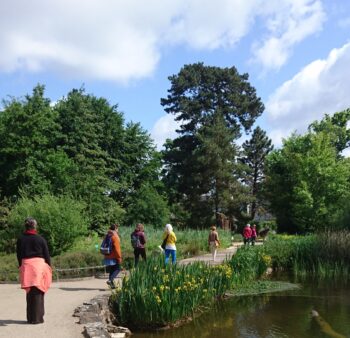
0;242;247;338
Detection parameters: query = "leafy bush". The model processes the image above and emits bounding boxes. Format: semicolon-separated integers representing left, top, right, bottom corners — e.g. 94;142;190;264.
6;194;88;255
0;253;18;282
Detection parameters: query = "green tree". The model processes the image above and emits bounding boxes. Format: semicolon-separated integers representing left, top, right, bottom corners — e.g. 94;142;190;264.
195;113;238;226
54;88;124;228
309;108;350;155
0;85;64;197
125;183;170;228
240;127;273;219
161;63;264;227
265;132;350;233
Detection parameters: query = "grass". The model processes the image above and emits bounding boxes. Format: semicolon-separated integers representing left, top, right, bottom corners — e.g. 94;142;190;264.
261;231;350;279
0;227;233;281
110;256;233;330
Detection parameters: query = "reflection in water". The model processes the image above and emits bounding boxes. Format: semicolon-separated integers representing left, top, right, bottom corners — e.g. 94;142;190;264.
133;279;350;338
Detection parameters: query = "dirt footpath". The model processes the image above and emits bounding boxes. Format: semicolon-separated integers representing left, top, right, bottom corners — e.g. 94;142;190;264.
0;278;110;338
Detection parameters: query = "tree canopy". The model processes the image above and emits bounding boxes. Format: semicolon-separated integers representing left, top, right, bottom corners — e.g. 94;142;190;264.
161;63;264;227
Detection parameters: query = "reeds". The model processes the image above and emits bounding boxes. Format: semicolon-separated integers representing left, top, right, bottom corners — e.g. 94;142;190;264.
264;231;350;279
111;257;232;329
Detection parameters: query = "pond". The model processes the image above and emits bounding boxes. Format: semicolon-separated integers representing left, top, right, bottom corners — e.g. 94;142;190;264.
132;278;350;338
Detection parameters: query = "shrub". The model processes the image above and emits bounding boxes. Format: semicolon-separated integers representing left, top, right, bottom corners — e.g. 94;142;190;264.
6;194;88;255
0;253;18;282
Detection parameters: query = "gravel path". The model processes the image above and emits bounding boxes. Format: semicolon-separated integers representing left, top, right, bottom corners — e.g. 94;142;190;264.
0;277;112;338
0;243;247;338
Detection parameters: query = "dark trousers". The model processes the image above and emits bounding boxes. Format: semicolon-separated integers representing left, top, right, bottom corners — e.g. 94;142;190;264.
134;247;146;266
106;262;121;281
26;286;44;324
244;237;251;245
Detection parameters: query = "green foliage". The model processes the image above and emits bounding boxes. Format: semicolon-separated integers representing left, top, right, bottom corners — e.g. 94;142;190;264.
125;184;170;228
52;251;103;279
309;108;350;154
0;253;18;282
263;233;350;278
111;257;232;329
161;63;264;227
265;131;350;233
240;126;273;219
0;85;61;196
228;246;271;284
5;194;88;256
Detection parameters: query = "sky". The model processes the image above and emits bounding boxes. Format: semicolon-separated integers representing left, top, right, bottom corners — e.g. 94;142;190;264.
1;0;350;151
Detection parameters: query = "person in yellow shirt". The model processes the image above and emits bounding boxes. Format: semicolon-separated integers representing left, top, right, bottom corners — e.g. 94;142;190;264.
163;223;177;264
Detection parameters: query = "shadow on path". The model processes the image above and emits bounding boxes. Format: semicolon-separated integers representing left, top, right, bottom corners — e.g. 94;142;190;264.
59;287;106;292
0;319;28;326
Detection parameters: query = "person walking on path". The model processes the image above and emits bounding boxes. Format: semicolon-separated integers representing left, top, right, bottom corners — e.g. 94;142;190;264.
208;225;220;261
16;217;52;324
243;224;252;245
131;223;147;266
102;223;122;289
163;224;177;265
251;224;257;245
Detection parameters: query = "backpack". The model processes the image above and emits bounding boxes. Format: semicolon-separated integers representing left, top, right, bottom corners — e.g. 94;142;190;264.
130;233;141;248
100;235;113;255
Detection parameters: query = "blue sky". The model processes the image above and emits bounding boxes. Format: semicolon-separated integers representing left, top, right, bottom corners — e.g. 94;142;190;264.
1;0;350;152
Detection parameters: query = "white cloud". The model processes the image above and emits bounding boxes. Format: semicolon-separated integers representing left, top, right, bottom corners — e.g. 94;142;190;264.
151;114;181;149
252;0;325;71
342;148;350;157
0;0;326;82
266;42;350;146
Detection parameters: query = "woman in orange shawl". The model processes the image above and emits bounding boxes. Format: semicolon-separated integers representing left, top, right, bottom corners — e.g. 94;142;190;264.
16;218;52;324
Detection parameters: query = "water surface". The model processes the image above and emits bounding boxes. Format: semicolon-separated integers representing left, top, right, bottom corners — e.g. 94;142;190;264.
133;279;350;338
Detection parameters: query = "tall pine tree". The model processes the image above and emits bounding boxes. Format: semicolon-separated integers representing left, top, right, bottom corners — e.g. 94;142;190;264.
240;127;273;220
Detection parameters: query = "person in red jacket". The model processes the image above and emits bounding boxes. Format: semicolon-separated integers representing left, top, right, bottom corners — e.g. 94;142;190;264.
103;223;122;288
243;224;252;245
251;224;257;245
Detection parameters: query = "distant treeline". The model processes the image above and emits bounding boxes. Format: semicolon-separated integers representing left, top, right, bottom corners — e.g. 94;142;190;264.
0;63;349;254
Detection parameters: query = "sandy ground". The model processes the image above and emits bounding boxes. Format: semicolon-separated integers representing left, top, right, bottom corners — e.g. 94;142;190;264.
0;277;110;338
0;243;249;338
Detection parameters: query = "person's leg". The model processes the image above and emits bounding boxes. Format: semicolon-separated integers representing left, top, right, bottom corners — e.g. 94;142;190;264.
26;288;33;323
27;287;44;324
134;248;140;266
110;262;121;280
213;248;217;261
165;249;171;265
210;242;215;261
171;250;176;264
140;248;146;261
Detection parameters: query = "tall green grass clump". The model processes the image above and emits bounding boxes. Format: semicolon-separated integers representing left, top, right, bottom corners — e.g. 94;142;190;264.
263;232;350;279
227;246;271;285
111;257;232;329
